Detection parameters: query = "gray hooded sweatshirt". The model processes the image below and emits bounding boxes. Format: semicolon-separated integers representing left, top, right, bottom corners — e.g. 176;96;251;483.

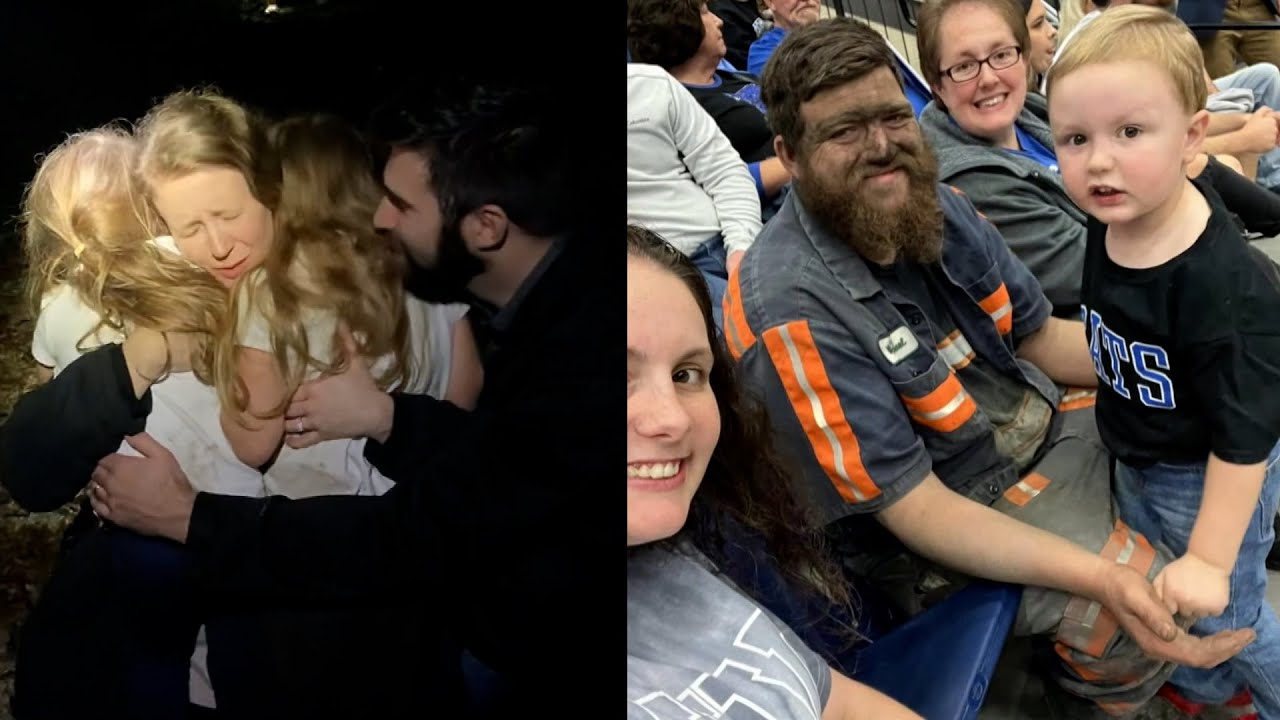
920;92;1087;316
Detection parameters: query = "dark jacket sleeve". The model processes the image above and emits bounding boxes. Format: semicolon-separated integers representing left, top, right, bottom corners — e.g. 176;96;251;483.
187;392;472;603
361;392;470;483
0;343;150;512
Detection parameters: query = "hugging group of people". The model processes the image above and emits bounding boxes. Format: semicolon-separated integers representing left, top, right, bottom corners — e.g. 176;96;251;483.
5;77;612;718
627;1;1280;718
10;87;480;717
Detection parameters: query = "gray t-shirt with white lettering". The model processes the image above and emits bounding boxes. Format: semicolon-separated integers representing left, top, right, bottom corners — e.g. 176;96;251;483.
627;544;832;719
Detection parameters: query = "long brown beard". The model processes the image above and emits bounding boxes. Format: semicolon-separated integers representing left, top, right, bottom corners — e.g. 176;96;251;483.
795;140;946;265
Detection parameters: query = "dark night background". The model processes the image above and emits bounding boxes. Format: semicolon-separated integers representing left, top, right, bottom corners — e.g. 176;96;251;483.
0;2;617;713
3;0;438;223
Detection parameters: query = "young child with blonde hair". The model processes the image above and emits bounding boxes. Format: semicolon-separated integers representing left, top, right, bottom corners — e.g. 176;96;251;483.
19;124;267;719
1048;6;1280;714
21;124;264;496
213;111;476;498
24;125;223;380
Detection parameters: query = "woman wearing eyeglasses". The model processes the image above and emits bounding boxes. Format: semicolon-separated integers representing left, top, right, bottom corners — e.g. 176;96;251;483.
914;0;1280;319
916;0;1093;318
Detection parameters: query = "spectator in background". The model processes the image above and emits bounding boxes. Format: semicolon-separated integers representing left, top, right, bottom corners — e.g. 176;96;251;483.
710;0;766;70
1021;0;1057;89
627;62;761;327
628;0;791;207
747;0;821;75
1178;0;1280;79
745;0;935;114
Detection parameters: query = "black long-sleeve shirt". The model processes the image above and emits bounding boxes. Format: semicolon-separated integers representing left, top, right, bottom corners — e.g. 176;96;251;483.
1;342;150;512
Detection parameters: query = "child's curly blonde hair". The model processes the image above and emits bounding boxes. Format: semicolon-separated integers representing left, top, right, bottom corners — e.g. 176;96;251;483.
215;113;411;418
20;125;227;378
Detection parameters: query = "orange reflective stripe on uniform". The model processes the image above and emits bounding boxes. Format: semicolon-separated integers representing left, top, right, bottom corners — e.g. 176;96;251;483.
1053;643;1105;682
1059;387;1097;412
978;282;1014;336
1096;701;1139;717
723;264;757;360
762;321;881;503
1002;472;1051;507
1052;642;1143;717
1056;519;1158;658
936;329;975;371
898;372;977;433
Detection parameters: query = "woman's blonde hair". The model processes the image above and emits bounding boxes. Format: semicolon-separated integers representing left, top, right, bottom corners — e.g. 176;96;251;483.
19;125;227;377
133;87;283;384
215;113;410;418
135;86;281;215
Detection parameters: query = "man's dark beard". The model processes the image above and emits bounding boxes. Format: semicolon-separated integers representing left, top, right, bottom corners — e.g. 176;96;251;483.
402;222;485;305
795;140;945;265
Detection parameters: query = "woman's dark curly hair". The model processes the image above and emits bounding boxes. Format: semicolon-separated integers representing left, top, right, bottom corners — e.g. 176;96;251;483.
627;225;852;615
627;0;707;70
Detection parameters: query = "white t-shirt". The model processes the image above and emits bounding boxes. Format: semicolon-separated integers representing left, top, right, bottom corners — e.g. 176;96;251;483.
32;283;266;498
233;267;466;498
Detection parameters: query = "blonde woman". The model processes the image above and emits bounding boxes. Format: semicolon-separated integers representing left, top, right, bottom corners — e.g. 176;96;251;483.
210;113;478;498
23;126;224;384
21;125;264;499
16;124;268;720
132;94;480;498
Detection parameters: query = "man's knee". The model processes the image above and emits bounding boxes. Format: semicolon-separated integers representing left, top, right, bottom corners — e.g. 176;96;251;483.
1052;520;1164;668
1049;639;1173;718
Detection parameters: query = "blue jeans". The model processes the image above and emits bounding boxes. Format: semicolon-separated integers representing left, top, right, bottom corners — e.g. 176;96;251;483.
112;529;269;718
1113;444;1280;714
689;234;728;331
112;529;202;719
1216;63;1280;191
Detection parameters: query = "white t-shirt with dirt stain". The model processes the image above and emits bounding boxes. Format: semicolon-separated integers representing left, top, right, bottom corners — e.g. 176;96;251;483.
233;266;466;498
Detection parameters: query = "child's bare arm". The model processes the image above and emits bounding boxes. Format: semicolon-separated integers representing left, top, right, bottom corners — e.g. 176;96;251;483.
1192;455;1265;574
220;346;288;469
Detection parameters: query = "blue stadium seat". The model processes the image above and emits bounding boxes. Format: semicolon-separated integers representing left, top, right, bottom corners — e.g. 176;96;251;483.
851;580;1022;720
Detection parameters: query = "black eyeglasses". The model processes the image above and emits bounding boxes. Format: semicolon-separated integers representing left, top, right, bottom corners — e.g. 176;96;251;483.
940;45;1023;83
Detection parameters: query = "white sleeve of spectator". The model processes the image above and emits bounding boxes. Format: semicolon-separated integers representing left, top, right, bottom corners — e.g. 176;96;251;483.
664;73;762;255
